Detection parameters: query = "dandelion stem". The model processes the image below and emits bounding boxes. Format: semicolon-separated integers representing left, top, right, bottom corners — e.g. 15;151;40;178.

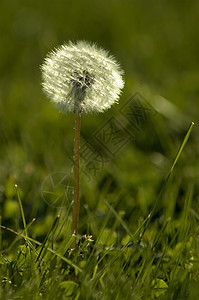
72;112;81;240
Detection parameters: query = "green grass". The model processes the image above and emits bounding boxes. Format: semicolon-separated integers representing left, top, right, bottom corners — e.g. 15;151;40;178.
1;123;199;299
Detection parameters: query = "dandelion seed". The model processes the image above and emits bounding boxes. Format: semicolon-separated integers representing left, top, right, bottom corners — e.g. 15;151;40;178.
41;40;124;114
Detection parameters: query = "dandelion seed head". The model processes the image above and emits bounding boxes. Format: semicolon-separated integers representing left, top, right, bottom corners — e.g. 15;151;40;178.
41;41;124;113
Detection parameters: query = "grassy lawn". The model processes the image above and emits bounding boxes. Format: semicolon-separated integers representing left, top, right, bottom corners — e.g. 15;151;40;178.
1;0;199;299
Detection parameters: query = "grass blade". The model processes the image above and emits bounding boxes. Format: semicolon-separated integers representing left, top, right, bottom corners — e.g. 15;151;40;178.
15;184;27;238
147;121;194;223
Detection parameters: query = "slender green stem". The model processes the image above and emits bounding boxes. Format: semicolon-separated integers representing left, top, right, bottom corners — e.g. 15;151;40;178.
15;184;28;238
72;113;81;240
141;121;195;235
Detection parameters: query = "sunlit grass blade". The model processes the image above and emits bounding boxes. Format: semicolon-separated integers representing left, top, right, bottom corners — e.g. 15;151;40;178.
104;199;134;241
170;122;194;173
104;199;151;247
57;234;76;257
178;184;193;241
145;122;194;227
15;184;27;238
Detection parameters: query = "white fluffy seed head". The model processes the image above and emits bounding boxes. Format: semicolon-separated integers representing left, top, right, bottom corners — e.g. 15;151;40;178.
41;41;124;114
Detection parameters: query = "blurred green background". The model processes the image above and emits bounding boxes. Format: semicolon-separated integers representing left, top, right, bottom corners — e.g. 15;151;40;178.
0;0;199;239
